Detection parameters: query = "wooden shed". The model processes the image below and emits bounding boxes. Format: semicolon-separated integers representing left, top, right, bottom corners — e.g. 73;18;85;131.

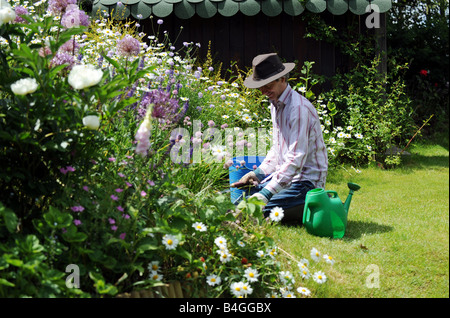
91;0;392;78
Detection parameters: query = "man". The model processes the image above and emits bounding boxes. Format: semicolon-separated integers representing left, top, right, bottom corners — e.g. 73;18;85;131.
231;53;328;224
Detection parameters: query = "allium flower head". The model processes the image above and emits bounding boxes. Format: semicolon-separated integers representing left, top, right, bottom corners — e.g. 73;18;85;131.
116;34;140;57
48;0;77;15
61;4;90;28
50;52;76;70
138;89;181;125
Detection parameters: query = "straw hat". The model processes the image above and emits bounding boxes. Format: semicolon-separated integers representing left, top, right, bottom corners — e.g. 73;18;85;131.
243;53;295;89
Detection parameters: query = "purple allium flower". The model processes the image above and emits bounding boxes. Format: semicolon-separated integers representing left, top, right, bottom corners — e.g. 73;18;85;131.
138;89;180;123
48;0;77;15
60;4;90;28
50;52;76;70
14;6;29;23
59;39;80;55
116;34;140;57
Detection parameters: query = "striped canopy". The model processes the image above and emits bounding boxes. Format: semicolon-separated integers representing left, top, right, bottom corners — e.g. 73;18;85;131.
92;0;392;20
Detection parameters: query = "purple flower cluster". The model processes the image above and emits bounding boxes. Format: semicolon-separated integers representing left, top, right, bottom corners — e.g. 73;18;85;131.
116;35;141;57
139;89;181;124
60;4;90;28
48;0;77;15
14;6;29;23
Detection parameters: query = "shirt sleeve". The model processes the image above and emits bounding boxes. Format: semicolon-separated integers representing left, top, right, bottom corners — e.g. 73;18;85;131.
264;103;310;194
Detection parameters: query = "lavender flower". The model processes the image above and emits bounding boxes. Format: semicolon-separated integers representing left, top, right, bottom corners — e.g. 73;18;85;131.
116;34;140;57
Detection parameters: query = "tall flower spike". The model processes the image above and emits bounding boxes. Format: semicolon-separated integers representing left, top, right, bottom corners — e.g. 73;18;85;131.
135;104;153;156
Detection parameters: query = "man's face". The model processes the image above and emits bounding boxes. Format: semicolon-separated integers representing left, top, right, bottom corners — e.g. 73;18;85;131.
258;78;286;101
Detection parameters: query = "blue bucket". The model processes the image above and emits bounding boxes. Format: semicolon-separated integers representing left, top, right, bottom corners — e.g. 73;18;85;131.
229;156;265;204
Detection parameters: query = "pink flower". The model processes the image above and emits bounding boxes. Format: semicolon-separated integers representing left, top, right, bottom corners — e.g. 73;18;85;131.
122;214;130;219
60;166;75;174
110;194;119;201
140;191;147;197
119;232;126;240
108;157;116;162
115;188;123;193
82;186;89;192
117;206;124;212
148;180;155;186
111;225;118;231
108;218;115;224
125;181;132;187
118;173;125;178
73;219;82;226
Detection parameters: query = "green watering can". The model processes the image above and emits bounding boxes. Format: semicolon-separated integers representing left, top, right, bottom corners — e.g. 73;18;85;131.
302;183;361;238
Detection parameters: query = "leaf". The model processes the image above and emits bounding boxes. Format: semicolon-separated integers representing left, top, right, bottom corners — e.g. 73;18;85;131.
136;237;159;254
0;278;15;287
0;203;18;233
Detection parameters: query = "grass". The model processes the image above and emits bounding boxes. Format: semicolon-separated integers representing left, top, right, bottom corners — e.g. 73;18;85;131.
267;133;449;298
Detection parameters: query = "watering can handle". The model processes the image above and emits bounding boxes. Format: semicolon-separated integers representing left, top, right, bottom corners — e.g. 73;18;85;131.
325;190;338;198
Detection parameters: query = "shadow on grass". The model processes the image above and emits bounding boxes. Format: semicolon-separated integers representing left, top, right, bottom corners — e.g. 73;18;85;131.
344;220;394;240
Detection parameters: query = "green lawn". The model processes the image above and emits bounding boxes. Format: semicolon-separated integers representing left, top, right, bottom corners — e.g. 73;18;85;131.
268;135;449;298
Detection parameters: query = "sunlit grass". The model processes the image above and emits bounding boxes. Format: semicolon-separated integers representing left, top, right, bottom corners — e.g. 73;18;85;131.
267;135;449;298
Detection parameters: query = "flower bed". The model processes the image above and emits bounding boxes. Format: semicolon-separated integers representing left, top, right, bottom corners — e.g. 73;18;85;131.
1;0;366;298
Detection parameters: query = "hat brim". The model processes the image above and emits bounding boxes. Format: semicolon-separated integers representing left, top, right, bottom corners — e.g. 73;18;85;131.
243;63;296;89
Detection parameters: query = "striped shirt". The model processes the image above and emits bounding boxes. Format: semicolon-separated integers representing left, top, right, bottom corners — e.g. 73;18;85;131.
258;85;328;194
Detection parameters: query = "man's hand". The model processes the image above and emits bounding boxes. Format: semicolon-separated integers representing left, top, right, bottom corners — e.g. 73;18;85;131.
230;171;260;188
249;192;269;204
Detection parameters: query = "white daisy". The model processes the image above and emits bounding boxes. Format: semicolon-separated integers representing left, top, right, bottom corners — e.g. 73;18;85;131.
310;247;321;262
297;286;311;296
244;268;260;283
313;271;327;284
192;221;207;232
269;206;284;222
162;234;179;250
206;274;221;286
323;254;335;265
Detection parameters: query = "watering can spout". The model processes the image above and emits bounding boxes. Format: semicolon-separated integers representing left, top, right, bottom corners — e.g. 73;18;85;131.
343;182;361;214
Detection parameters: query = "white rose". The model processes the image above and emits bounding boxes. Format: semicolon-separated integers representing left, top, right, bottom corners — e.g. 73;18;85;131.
11;78;39;95
82;115;100;130
68;64;103;90
0;0;16;26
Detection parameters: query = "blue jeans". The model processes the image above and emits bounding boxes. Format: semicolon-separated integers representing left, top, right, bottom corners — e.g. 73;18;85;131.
240;179;316;220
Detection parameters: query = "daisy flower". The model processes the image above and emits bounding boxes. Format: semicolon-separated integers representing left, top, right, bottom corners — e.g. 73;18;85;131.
219;251;232;263
192;221;207;232
313;271;327;284
269;206;284;222
298;258;310;268
162;234;179;250
206;274;221;286
230;281;244;297
256;250;265;258
241;282;253;295
244;268;260;283
299;267;311;279
310;247;321;262
279;271;295;285
297;286;311;296
149;270;163;281
214;236;227;248
323;254;335;265
148;261;160;272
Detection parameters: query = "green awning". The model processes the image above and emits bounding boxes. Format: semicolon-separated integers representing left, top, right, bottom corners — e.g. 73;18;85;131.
92;0;392;20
